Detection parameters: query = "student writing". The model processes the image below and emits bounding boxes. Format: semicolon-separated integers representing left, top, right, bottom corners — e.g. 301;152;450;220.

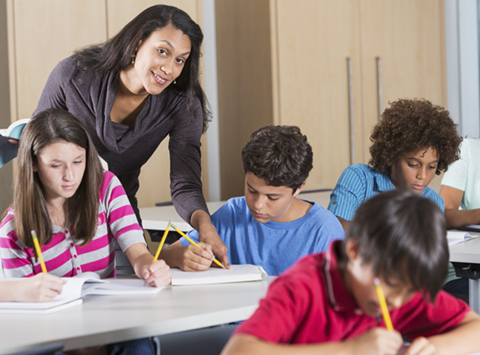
0;108;170;285
327;98;467;302
0;273;64;302
161;125;344;276
222;190;480;355
328;98;462;231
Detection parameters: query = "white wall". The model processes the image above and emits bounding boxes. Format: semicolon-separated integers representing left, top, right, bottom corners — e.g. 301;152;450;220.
445;0;480;137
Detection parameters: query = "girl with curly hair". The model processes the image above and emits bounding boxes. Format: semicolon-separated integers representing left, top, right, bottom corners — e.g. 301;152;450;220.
327;98;466;302
328;99;462;229
328;98;462;230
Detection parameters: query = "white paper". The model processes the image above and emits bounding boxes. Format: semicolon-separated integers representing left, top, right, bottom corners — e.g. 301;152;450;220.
170;264;268;286
447;231;477;246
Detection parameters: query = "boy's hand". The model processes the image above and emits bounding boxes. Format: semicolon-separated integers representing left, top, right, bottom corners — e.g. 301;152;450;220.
197;225;231;269
177;242;216;271
403;337;436;355
348;328;403;355
142;259;171;287
190;209;231;269
17;273;65;302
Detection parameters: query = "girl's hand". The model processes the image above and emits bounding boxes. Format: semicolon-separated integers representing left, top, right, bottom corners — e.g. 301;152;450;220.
16;273;65;302
142;259;171;287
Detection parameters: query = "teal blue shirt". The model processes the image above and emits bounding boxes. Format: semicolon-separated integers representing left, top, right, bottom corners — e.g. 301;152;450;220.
328;164;444;220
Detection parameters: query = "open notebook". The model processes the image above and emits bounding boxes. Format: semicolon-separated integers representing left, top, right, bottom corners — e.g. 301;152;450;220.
447;231;478;246
0;273;164;314
170;264;268;286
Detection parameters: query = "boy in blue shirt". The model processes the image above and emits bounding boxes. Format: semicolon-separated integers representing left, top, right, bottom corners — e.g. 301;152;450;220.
161;125;344;275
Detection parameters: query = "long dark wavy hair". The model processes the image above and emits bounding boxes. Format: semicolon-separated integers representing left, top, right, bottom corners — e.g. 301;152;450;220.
73;4;209;131
14;108;104;249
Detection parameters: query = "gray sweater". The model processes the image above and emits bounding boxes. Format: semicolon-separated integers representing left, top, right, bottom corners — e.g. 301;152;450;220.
34;56;208;223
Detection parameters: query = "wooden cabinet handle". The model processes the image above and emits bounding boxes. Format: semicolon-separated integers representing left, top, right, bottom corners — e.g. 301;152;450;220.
347;57;355;165
376;57;383;119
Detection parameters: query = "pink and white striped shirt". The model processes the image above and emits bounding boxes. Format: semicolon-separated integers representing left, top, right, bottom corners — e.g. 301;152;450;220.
0;171;145;278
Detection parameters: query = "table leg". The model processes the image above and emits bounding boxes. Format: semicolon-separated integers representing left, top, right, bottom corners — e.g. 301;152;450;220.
469;279;480;313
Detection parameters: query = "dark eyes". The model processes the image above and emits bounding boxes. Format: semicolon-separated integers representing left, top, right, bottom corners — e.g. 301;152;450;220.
407;163;437;169
157;49;186;65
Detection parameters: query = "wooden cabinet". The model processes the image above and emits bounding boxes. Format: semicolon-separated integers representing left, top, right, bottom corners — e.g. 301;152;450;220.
0;0;206;211
216;0;446;199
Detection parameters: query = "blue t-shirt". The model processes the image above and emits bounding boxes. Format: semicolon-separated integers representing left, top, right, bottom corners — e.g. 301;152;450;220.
328;164;445;220
180;197;344;276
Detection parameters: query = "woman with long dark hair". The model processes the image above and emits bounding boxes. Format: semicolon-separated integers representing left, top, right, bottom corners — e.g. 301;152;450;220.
33;4;229;269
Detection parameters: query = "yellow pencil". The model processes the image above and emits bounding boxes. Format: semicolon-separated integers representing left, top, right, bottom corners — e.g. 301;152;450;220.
152;222;171;264
170;222;225;269
31;230;47;273
374;277;393;330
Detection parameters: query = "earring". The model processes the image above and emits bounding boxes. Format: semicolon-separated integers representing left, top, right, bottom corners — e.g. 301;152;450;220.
131;54;136;64
173;80;176;85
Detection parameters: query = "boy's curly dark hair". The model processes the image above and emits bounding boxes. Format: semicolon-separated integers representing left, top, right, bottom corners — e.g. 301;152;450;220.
242;125;313;192
369;98;462;174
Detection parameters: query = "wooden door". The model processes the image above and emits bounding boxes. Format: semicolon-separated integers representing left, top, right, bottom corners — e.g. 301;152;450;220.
272;0;363;189
8;0;107;121
358;0;447;162
215;0;274;199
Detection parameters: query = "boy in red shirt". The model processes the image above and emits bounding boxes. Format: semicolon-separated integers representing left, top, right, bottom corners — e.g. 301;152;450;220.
222;190;480;355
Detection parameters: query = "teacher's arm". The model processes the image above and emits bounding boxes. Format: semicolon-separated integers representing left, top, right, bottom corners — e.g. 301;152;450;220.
168;98;230;268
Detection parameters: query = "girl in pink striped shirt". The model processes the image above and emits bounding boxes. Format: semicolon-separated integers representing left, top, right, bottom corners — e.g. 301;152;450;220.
0;108;171;287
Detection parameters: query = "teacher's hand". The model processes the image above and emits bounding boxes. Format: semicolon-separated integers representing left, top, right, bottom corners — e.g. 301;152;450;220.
190;210;231;269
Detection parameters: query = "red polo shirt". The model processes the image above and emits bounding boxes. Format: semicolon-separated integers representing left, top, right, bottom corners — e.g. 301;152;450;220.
235;240;470;343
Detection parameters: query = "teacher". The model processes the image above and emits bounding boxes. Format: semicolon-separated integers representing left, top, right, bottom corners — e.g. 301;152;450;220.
33;4;229;267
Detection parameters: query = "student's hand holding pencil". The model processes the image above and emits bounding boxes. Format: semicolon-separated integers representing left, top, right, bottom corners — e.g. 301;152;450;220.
345;327;403;355
15;273;66;302
141;259;171;287
197;229;231;270
175;242;216;272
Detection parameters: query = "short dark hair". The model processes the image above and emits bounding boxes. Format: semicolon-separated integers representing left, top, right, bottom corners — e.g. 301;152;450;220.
344;189;448;302
369;98;462;174
73;4;209;131
242;125;313;191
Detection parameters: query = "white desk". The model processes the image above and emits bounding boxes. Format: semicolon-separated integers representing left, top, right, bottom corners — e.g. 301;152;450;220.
0;278;273;354
139;191;332;233
449;236;480;313
140;201;226;232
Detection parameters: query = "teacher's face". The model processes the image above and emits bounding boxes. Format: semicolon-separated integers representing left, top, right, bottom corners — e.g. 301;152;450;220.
130;24;191;96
